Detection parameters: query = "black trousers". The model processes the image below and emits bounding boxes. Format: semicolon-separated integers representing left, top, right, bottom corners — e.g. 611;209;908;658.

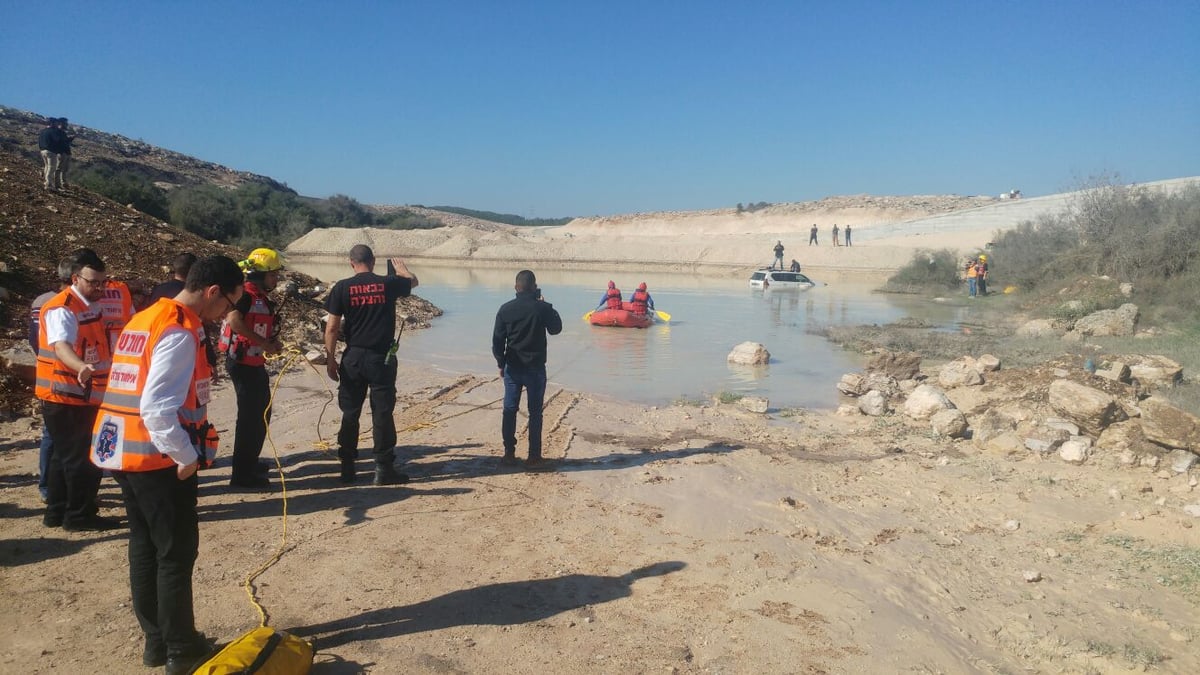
42;401;101;526
113;467;200;657
228;361;271;480
336;347;398;465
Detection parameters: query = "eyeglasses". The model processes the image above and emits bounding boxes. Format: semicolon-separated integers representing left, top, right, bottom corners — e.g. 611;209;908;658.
221;293;238;313
77;274;109;287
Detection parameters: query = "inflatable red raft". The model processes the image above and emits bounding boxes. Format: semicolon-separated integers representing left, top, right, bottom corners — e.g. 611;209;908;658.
588;308;654;328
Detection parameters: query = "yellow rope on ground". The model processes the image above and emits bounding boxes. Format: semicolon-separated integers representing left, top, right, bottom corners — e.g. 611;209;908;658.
238;346;305;627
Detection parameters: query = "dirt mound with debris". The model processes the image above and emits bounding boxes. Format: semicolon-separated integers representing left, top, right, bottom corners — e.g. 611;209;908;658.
0;148;438;417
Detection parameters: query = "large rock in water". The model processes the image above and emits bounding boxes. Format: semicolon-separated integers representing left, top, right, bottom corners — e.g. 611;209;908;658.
1047;379;1128;435
727;342;770;365
1072;303;1139;337
1137;396;1200;451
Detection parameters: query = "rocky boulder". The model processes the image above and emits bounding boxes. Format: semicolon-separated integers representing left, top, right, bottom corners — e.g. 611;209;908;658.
857;390;890;416
1016;319;1060;338
1095;360;1132;383
1072;303;1139;337
972;409;1018;446
1;346;37;387
938;358;984;388
865;350;922;380
837;373;867;397
864;373;900;398
727;342;770;365
903;384;955;420
1137;396;1200;451
1047;379;1128;435
1059;437;1092;464
1126;355;1183;389
930;409;968;438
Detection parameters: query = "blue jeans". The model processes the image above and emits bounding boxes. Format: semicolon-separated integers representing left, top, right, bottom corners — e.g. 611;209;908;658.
38;424;53;500
968;278;977;297
502;365;547;458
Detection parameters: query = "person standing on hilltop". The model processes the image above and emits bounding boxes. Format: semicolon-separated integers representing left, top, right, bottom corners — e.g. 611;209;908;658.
809;224;818;246
37;117;66;191
832;224;840;247
324;245;419;485
56;118;76;189
773;241;785;269
218;248;285;490
492;270;562;469
845;225;852;246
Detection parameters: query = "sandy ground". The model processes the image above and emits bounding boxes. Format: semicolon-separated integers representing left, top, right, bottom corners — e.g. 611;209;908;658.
2;356;1197;674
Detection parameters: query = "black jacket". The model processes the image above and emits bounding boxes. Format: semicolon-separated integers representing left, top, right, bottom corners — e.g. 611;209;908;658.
492;290;562;370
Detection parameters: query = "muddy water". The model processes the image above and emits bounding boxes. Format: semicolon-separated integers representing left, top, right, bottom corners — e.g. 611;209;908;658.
291;261;972;410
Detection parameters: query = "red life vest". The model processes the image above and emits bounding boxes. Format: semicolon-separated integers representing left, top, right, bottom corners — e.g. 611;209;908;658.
629;289;650;315
35;288;111;405
218;281;276;367
605;286;623;310
91;298;217;472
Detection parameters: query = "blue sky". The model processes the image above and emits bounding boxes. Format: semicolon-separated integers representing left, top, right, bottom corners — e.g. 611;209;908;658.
3;1;1198;217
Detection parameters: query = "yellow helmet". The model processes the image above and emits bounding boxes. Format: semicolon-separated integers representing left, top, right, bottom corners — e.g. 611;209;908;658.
241;248;284;272
978;254;987;261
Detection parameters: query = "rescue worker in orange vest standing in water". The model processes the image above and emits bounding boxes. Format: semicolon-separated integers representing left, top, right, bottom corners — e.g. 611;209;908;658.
218;248;284;490
91;255;244;674
36;247;119;531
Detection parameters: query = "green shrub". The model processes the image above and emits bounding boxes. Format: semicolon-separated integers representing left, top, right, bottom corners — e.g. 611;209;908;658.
882;248;962;293
74;166;170;220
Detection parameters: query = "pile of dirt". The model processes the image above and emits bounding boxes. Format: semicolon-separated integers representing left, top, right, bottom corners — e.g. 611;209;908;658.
0;148;438;417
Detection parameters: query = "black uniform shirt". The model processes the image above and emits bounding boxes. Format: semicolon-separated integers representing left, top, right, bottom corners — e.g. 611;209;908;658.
326;271;412;351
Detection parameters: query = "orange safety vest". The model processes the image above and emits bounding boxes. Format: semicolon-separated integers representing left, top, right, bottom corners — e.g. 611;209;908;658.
90;298;218;472
217;281;276;367
35;288;111;405
629;289;650;315
96;280;135;351
966;263;978;278
605;286;623;310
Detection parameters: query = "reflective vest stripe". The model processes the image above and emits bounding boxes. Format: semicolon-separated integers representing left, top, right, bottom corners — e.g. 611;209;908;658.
36;289;111;405
97;281;134;350
218;281;275;367
90;299;216;472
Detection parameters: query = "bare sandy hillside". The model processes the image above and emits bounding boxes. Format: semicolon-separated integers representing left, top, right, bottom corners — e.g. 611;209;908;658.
291;177;1200;274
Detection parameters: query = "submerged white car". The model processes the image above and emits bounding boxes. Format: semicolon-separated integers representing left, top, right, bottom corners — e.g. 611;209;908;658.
749;269;816;289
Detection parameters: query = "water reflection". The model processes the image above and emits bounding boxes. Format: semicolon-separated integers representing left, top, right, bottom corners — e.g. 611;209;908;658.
291;259;967;410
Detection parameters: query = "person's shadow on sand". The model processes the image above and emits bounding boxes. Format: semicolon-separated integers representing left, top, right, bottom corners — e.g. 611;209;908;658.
291;561;686;650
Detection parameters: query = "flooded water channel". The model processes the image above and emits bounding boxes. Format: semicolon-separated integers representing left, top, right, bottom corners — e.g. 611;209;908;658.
292;261;973;410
